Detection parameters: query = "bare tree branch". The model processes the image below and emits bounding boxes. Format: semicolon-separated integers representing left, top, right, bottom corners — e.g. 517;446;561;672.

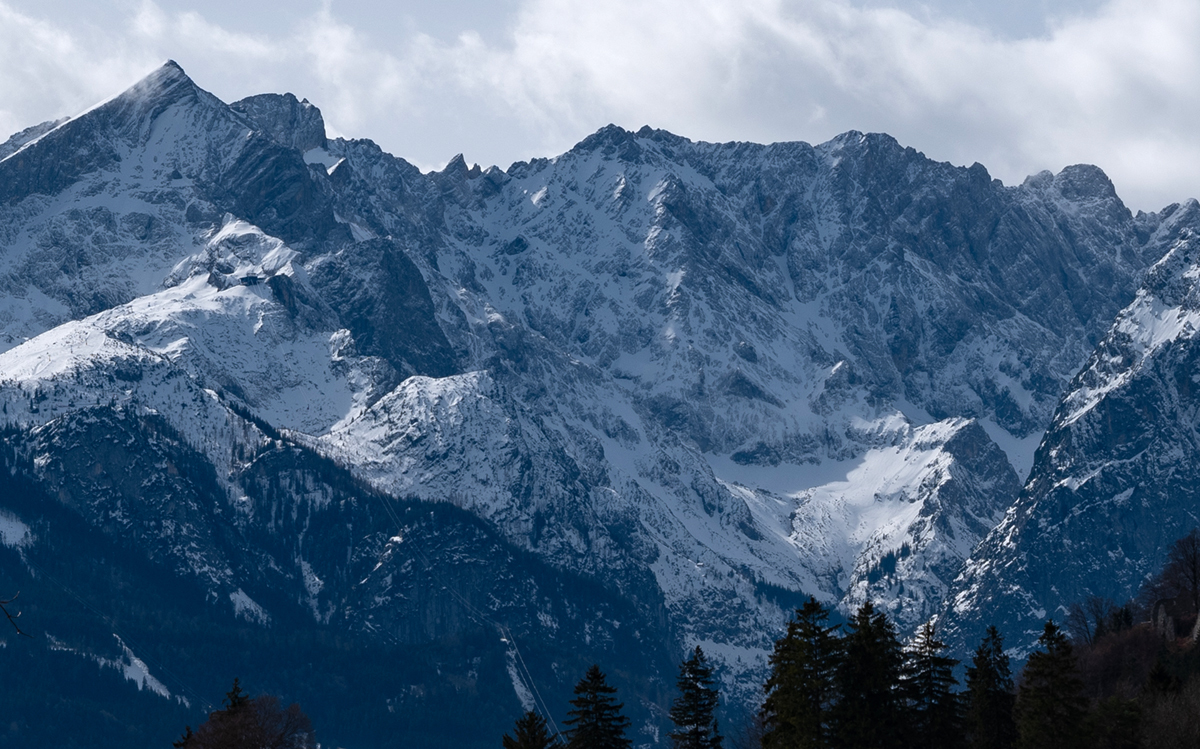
0;591;32;637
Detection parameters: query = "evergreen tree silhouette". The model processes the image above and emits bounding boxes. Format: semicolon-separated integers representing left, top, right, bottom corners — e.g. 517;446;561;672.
1015;621;1087;749
965;626;1016;749
829;601;906;749
172;726;195;748
904;622;962;749
224;677;250;711
669;646;723;749
761;597;839;749
503;710;560;749
564;665;631;749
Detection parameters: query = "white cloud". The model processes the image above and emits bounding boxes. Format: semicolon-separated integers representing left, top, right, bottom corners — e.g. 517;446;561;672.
0;0;1197;210
0;4;155;138
435;0;1200;209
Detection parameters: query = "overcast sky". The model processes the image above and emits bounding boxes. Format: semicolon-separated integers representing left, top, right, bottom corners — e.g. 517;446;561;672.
0;0;1195;211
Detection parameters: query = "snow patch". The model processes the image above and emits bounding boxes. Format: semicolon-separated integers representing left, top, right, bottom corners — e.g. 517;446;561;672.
229;588;271;626
505;648;537;712
104;636;172;699
978;419;1044;482
0;510;31;548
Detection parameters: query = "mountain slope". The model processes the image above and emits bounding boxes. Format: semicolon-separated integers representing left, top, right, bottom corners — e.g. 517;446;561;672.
937;201;1200;656
1;62;1197;743
0;405;676;748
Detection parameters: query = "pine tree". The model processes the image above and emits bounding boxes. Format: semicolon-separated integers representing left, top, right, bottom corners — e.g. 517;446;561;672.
761;597;839;749
224;677;250;711
564;665;631;749
903;621;962;749
504;710;561;749
829;601;907;749
964;626;1017;749
172;726;195;748
1015;621;1087;749
669;646;723;749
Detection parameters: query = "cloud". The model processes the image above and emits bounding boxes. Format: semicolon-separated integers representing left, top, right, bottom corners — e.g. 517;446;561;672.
0;3;156;139
434;0;1200;209
0;0;1197;210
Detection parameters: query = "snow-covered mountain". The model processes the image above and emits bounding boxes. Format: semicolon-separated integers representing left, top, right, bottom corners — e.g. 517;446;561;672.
937;201;1200;657
0;61;1195;744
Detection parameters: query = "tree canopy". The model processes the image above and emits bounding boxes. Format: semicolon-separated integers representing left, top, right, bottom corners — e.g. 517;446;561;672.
965;625;1017;749
670;646;722;749
904;622;962;749
503;710;560;749
761;597;838;749
830;601;907;749
564;665;631;749
1015;621;1087;749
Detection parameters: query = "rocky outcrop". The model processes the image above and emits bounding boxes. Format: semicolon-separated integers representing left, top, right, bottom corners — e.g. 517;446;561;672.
231;92;327;153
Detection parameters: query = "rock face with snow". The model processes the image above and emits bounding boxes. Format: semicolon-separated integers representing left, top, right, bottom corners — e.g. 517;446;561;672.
0;62;1196;745
938;202;1200;656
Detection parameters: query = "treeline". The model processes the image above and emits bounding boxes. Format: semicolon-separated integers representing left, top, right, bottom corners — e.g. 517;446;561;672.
500;529;1200;748
756;600;1117;749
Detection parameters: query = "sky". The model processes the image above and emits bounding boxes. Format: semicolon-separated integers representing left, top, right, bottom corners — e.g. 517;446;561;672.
0;0;1196;211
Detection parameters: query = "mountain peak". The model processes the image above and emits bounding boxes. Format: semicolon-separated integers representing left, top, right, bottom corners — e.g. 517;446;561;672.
568;123;691;163
231;92;327;152
822;130;905;155
569;124;637;156
1053;163;1120;202
122;59;196;100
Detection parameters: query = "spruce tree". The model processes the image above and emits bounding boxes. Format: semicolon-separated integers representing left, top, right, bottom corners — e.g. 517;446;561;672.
1015;621;1087;749
904;622;962;749
224;677;250;711
829;601;906;749
669;646;723;749
761;597;839;749
504;710;560;749
964;626;1017;749
564;665;631;749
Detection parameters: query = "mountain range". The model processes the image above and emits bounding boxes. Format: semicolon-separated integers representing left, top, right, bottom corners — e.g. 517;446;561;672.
0;61;1197;747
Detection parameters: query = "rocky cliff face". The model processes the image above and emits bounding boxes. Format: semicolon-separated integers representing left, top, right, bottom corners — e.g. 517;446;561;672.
0;62;1196;745
937;201;1200;656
